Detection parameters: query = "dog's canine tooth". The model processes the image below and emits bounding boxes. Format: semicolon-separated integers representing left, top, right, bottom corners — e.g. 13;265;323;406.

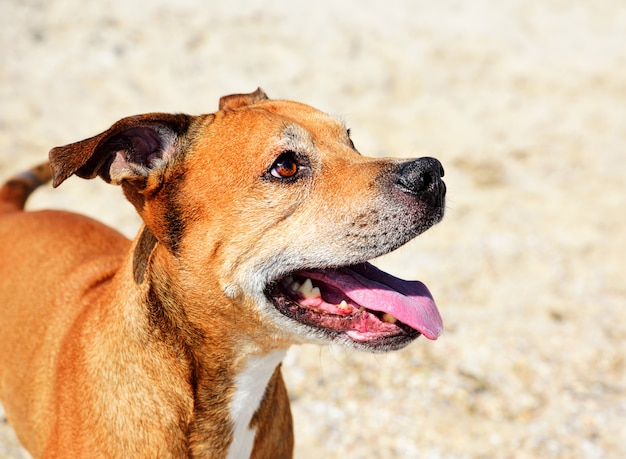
297;278;313;295
382;313;398;324
297;278;312;295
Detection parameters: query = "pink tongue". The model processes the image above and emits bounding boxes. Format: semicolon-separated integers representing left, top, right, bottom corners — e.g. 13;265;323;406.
305;263;443;340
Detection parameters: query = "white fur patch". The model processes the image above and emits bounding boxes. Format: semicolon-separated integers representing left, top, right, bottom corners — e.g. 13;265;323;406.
226;349;286;459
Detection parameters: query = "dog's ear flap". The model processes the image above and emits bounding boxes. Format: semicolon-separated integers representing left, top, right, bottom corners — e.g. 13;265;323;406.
219;87;269;111
49;113;194;188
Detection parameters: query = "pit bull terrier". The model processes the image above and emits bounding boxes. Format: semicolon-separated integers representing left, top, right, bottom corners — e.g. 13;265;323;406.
0;89;445;458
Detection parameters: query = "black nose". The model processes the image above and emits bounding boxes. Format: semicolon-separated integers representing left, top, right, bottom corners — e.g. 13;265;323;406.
396;157;446;204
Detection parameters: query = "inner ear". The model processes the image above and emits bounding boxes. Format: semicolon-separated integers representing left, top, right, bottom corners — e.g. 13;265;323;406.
105;125;178;185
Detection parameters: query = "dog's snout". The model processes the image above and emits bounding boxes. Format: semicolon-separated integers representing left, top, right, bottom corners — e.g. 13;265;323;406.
396;157;445;203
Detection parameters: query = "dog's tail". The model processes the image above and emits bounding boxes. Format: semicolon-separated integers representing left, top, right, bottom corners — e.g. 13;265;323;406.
0;163;53;213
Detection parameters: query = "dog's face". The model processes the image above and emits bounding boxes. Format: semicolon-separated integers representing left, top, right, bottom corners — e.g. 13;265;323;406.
49;89;445;352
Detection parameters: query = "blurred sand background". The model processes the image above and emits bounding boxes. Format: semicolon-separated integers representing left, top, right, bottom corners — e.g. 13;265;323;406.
1;1;625;457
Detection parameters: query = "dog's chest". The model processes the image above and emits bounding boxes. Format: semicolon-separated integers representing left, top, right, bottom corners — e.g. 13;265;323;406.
226;349;286;459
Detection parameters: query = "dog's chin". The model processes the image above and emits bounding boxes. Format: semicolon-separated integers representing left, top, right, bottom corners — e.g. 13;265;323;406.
263;262;442;352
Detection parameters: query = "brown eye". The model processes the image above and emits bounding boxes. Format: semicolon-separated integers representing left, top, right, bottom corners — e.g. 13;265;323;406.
270;152;299;178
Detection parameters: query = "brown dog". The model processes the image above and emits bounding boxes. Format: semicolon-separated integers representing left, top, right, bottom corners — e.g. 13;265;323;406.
0;89;445;458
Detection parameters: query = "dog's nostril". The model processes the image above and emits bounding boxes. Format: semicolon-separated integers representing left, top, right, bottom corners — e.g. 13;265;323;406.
422;171;435;192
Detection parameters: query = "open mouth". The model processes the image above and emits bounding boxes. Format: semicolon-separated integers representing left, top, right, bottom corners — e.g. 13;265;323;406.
265;262;443;350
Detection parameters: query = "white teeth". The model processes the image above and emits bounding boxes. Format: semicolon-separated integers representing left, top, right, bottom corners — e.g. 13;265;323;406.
337;300;351;310
290;281;301;292
298;278;313;295
382;313;398;324
298;278;322;299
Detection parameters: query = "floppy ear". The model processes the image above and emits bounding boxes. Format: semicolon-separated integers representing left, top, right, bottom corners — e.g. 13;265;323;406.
49;113;194;189
218;87;269;111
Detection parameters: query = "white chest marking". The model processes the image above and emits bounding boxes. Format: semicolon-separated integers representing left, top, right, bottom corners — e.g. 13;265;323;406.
226;350;286;459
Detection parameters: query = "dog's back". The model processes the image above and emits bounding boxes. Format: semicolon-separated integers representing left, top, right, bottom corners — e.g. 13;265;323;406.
0;164;131;454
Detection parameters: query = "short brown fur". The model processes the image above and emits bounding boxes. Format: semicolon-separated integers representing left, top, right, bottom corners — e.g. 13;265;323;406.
0;89;445;458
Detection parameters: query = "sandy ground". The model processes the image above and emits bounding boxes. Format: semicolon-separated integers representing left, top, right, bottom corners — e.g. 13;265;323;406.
1;0;625;457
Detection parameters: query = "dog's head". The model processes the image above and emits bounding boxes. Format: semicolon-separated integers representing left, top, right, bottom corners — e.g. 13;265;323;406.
50;89;446;352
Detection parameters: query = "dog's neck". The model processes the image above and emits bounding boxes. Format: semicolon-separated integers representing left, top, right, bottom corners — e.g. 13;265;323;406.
128;230;290;456
182;333;287;456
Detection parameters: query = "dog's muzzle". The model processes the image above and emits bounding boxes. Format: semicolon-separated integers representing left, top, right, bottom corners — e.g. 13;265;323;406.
264;157;447;351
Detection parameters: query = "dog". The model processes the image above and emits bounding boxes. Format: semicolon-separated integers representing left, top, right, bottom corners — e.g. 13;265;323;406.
0;89;445;458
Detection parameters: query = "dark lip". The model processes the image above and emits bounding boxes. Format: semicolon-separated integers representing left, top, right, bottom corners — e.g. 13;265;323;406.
264;275;421;351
